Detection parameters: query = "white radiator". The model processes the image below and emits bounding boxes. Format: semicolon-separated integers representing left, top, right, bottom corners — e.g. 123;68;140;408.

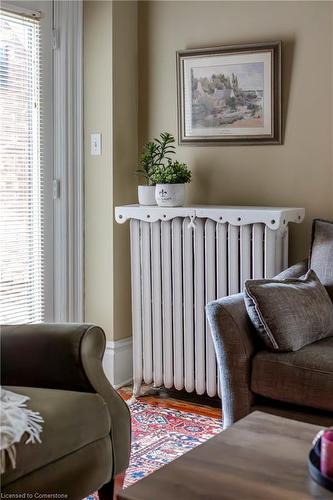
115;205;305;399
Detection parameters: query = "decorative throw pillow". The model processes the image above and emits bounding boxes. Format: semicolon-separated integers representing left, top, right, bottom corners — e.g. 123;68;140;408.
310;219;333;302
244;270;333;352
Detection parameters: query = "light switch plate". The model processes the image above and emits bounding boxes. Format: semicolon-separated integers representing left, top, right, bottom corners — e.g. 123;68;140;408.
91;133;102;156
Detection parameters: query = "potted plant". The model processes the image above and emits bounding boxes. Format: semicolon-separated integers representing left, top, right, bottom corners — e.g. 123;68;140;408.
150;160;192;207
136;132;175;206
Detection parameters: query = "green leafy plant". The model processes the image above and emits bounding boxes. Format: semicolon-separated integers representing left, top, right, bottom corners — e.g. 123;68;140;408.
135;132;175;185
150;160;192;185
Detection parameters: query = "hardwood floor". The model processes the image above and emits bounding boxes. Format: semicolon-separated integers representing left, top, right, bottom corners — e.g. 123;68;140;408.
119;385;222;419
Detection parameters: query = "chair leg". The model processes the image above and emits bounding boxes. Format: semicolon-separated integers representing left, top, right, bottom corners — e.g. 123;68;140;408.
98;478;114;500
98;472;125;500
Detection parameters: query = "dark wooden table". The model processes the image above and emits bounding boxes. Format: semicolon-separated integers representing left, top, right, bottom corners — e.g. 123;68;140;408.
119;411;332;500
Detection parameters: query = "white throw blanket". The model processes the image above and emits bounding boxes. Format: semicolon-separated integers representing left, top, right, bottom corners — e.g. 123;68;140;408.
0;388;44;473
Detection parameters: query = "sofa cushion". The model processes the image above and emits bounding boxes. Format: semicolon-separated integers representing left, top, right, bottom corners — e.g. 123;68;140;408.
251;336;333;413
310;219;333;301
2;386;111;486
244;270;333;352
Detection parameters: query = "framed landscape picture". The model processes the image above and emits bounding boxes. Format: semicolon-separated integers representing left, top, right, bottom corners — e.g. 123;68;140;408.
177;41;281;145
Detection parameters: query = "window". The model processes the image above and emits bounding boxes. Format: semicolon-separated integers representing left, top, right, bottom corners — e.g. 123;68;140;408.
0;1;83;325
0;6;50;323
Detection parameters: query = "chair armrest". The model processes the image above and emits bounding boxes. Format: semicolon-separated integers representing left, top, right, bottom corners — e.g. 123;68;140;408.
206;294;257;428
206;259;309;429
274;258;308;279
0;323;130;475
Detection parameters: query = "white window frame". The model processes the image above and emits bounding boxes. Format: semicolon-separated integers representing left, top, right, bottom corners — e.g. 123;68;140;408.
53;0;84;322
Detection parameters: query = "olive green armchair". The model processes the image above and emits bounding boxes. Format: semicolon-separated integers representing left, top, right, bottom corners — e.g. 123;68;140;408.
1;323;131;499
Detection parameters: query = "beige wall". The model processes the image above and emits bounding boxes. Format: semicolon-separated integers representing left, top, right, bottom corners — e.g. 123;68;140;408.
139;1;333;264
84;0;114;339
112;0;138;341
85;0;333;341
84;0;137;340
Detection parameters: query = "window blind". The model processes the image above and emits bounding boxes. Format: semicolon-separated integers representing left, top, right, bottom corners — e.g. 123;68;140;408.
0;9;44;324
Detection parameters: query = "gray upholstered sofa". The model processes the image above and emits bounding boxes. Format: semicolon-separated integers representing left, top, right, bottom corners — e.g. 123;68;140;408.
207;219;333;429
1;324;131;499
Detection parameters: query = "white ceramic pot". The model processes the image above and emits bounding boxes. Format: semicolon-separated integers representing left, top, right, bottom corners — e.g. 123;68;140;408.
155;183;186;207
138;185;157;206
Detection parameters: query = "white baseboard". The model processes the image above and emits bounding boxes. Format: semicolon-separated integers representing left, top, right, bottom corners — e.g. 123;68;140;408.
103;337;133;389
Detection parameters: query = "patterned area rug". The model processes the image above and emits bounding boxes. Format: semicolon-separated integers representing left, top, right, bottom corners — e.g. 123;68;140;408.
85;397;222;499
124;399;223;487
